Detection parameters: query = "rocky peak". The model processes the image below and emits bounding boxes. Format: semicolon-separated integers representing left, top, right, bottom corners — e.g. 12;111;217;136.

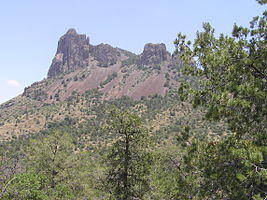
89;44;121;67
140;43;170;65
47;28;90;77
66;28;77;35
47;29;173;77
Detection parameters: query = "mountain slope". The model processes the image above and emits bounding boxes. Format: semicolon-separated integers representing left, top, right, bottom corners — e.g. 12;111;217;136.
0;29;226;142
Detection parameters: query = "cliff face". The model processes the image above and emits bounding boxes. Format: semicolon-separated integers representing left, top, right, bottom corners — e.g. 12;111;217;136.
89;44;122;67
47;29;90;77
0;28;189;141
48;29;175;78
48;29;127;77
139;43;171;65
42;29;184;103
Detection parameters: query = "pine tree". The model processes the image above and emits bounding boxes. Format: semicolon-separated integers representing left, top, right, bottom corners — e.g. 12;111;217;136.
173;1;267;199
104;108;153;200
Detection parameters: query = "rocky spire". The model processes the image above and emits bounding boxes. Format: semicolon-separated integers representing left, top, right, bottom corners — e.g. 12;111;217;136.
47;28;90;77
139;43;170;65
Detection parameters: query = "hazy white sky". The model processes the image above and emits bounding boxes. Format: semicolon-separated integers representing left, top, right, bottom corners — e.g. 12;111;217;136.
0;0;265;104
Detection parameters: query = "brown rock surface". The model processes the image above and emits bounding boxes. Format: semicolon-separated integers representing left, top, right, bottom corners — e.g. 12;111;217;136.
89;44;121;67
47;28;90;77
139;43;170;65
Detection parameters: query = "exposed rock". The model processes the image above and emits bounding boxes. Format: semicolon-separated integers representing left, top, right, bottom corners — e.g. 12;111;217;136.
167;53;183;70
47;28;90;77
139;43;170;65
22;81;48;101
47;29;172;78
89;44;121;67
1;101;14;109
22;81;40;97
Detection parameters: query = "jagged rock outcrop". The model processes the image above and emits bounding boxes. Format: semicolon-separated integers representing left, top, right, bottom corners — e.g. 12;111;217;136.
89;44;121;67
139;43;170;65
47;28;90;77
0;27;192;142
47;29;173;78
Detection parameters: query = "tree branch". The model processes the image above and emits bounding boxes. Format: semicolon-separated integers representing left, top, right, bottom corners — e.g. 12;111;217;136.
0;176;17;198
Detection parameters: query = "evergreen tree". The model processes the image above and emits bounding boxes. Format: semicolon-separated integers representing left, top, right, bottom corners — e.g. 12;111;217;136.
3;130;92;199
175;2;266;140
104;108;153;200
172;1;267;199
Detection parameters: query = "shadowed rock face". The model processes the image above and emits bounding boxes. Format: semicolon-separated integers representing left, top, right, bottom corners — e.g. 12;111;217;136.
89;44;121;67
47;28;90;77
47;29;172;78
139;43;170;65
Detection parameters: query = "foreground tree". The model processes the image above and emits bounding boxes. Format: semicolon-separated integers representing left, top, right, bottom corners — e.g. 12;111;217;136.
25;131;77;189
175;16;266;140
173;1;267;199
174;0;267;152
2;172;49;200
168;136;266;200
104;108;153;200
0;154;20;199
2;130;94;199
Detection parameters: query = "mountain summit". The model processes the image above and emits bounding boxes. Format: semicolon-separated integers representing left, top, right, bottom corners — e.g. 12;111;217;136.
140;43;171;65
48;28;90;77
0;29;185;140
48;29;174;78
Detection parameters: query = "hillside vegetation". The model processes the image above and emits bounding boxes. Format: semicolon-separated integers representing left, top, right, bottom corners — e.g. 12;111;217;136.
0;1;266;199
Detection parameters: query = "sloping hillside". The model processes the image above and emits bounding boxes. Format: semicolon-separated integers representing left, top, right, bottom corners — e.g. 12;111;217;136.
0;29;226;142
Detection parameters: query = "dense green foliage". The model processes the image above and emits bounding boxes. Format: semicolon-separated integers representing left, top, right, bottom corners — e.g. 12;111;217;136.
104;109;153;200
0;1;266;199
175;10;267;140
1;131;99;199
173;1;267;199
